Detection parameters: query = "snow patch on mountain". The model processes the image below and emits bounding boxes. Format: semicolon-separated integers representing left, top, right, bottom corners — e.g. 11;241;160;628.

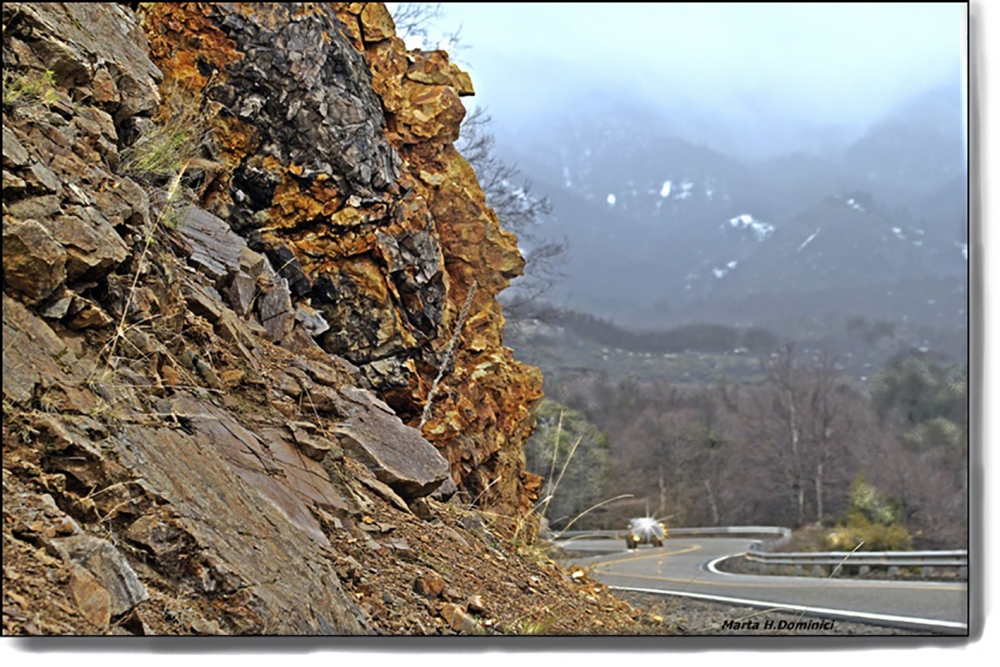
676;179;695;200
728;213;775;241
712;260;739;279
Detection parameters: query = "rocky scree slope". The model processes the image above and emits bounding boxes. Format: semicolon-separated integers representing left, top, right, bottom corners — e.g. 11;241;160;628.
0;2;661;635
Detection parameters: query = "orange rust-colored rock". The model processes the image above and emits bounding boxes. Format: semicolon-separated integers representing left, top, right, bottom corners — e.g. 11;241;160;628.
138;2;543;514
354;9;543;513
406;50;475;97
359;3;396;43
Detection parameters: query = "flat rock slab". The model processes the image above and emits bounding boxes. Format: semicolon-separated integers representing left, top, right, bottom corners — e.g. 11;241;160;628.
334;387;449;499
168;396;348;546
2;295;93;408
257;277;294;342
111;396;365;633
176;206;246;287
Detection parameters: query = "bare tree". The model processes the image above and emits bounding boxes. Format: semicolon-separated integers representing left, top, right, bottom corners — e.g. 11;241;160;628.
390;3;441;44
748;344;860;526
457;106;568;314
389;3;466;54
804;350;839;521
750;344;809;525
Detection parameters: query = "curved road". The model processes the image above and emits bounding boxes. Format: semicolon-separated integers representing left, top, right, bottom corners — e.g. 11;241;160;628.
565;537;967;634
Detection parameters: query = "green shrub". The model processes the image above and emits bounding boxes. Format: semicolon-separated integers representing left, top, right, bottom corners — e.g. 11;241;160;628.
826;513;912;551
826;475;911;551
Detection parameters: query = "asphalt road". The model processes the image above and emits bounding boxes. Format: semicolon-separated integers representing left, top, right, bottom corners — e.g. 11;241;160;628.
563;537;968;634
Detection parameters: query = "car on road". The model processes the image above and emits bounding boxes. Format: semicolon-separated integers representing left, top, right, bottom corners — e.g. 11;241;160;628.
625;517;666;549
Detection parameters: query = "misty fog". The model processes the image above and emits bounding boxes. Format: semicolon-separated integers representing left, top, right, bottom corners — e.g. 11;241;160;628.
428;3;965;161
388;3;969;548
393;3;967;360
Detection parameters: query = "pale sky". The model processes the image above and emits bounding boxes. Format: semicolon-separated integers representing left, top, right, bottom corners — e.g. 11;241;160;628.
406;3;966;129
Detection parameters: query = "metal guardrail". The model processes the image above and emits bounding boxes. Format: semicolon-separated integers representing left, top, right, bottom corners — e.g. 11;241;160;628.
744;549;967;566
743;548;968;577
550;530;619;539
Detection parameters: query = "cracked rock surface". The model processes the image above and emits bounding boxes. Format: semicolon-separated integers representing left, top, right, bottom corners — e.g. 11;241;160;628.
0;1;591;638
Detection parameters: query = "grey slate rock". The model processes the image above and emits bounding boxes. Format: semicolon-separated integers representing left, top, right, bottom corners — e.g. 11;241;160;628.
333;387;449;499
257;277;294;343
226;271;257;318
2;126;30;168
176;206;246;287
52;533;149;617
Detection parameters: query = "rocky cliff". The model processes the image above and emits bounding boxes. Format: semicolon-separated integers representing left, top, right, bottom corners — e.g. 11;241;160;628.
137;2;545;513
0;2;652;636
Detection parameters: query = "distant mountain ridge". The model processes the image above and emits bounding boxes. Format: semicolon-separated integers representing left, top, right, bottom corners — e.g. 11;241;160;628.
488;80;966;349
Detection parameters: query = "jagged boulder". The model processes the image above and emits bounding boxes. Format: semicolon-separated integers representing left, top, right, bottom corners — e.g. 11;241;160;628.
50;206;129;282
333;386;450;499
2;219;67;304
51;534;149;618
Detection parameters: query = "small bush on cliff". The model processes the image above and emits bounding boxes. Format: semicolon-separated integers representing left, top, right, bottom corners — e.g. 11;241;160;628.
119;121;192;178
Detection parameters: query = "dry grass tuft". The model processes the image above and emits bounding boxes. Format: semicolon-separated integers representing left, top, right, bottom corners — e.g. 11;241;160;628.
2;68;59;108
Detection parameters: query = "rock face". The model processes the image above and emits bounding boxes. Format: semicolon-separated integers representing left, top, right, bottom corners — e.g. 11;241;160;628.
2;2;146;318
3;1;543;636
139;2;544;513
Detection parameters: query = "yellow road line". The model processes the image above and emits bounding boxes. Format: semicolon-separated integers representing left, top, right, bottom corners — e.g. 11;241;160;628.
588;541;966;592
593;544;701;567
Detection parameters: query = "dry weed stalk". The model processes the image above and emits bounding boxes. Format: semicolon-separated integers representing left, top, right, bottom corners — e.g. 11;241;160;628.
101;164;188;379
